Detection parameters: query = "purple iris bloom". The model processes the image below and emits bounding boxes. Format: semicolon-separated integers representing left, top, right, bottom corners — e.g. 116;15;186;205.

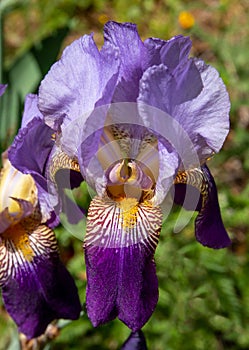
13;21;230;333
0;92;82;338
0;154;81;338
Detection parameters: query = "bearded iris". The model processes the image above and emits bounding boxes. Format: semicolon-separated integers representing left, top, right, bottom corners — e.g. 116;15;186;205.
0;92;81;338
9;21;230;333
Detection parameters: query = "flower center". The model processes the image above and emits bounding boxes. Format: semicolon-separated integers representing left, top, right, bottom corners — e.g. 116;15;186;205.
117;197;139;229
2;223;34;261
106;159;154;204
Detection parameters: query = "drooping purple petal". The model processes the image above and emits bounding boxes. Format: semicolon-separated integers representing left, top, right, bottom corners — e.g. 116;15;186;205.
173;165;231;248
38;34;120;130
1;224;81;338
195;165;231;248
84;196;162;331
85;245;158;331
121;330;148;350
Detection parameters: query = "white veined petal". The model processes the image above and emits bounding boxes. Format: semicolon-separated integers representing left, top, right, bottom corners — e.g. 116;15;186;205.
0;224;58;287
84;196;162;251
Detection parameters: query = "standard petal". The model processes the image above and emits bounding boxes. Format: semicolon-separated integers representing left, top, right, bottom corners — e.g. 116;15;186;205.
138;60;230;163
144;35;192;69
174;165;231;248
21;94;43;128
84;196;162;330
1;224;81;338
104;21;147;102
38;34;120;130
120;330;148;350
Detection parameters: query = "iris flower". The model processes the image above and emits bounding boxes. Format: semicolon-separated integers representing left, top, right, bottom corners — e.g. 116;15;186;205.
1;92;81;338
9;21;230;333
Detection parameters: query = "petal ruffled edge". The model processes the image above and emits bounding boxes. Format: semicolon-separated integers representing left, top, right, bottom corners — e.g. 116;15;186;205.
38;33;120;130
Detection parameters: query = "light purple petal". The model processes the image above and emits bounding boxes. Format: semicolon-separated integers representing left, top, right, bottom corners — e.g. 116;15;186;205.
21;94;43;128
1;224;81;338
0;84;7;97
138;60;230;164
144;35;192;69
38;34;120;130
104;21;148;102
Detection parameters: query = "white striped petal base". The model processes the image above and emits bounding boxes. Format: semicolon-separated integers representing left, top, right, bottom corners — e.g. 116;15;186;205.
0;224;58;288
84;196;162;250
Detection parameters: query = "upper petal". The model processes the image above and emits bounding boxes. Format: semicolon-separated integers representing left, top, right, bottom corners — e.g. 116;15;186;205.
104;21;148;102
21;94;43;128
38;34;120;130
144;35;192;69
138;60;230;164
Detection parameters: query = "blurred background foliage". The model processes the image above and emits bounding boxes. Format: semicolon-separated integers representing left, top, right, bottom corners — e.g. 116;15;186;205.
0;0;249;349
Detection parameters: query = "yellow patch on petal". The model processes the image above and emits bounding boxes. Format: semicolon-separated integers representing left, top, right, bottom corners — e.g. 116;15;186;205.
3;223;34;262
0;159;37;213
118;197;139;229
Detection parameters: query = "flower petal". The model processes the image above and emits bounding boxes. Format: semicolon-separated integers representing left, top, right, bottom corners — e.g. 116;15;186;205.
138;60;230;163
21;94;43;128
38;34;120;130
0;84;7;97
104;21;147;102
0;199;34;233
8;117;55;223
84;196;162;330
174;165;231;248
144;35;192;68
1;224;81;338
121;330;148;350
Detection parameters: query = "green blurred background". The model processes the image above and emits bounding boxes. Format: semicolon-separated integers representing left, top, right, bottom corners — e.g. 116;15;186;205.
0;0;249;349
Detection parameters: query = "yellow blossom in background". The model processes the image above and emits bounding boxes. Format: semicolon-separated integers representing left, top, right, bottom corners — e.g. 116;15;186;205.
98;13;109;25
178;11;195;30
